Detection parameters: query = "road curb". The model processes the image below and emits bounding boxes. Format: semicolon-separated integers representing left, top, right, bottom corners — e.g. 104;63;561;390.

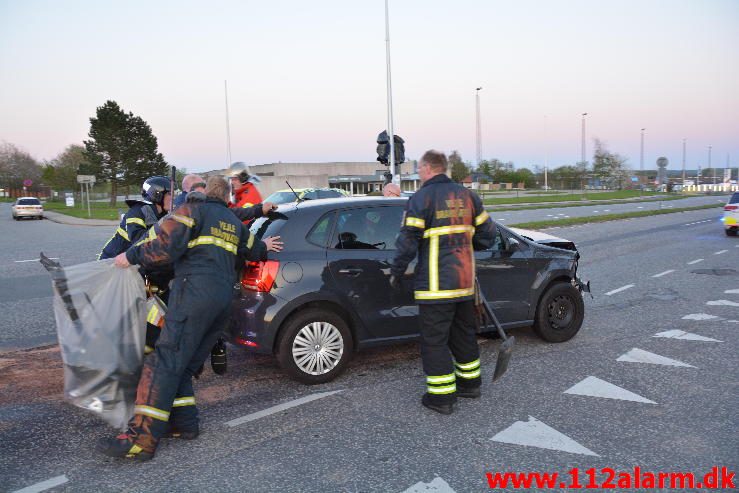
42;210;118;227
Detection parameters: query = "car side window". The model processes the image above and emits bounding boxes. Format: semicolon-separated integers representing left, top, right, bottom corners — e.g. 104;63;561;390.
306;212;335;247
492;229;506;251
303;191;319;200
332;206;404;250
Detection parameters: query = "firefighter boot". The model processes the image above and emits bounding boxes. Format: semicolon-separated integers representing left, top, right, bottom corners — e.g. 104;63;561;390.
96;432;156;461
421;393;454;415
164;425;199;440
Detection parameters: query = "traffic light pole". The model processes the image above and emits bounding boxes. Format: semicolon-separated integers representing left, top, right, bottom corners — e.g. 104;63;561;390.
385;0;398;184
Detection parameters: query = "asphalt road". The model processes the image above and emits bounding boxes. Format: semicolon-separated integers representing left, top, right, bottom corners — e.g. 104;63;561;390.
489;194;728;224
1;203;736;492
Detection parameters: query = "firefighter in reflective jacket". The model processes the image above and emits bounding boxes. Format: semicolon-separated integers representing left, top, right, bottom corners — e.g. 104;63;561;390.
98;176;172;260
226;161;263;213
390;150;495;415
98;176;283;460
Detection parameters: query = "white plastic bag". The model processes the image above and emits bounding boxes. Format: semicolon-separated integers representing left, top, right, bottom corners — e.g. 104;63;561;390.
41;254;147;429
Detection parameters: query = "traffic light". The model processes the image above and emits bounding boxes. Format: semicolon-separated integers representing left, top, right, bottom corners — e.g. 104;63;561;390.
376;131;405;166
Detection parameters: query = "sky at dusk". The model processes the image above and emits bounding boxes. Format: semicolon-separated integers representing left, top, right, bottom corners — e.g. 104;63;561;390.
1;0;738;173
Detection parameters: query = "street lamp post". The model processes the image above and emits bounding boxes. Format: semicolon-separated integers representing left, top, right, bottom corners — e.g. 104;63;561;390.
708;145;714;185
580;113;588;165
475;87;482;167
384;0;397;184
640;128;646;172
544;115;548;190
682;138;686;185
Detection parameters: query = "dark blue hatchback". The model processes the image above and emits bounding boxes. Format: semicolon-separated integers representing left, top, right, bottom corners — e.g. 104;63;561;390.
228;197;587;384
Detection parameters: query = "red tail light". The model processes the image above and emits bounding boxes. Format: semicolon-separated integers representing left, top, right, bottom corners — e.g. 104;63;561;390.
241;260;279;292
725;205;738;211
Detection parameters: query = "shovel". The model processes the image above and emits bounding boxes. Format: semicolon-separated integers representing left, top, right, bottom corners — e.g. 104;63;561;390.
475;278;515;382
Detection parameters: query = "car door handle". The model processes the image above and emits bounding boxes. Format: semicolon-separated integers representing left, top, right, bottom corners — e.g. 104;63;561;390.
338;268;363;276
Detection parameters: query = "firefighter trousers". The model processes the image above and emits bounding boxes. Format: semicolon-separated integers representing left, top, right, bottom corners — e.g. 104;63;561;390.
127;275;232;450
418;300;481;404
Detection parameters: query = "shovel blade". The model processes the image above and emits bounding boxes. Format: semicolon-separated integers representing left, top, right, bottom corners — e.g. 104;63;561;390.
492;335;515;382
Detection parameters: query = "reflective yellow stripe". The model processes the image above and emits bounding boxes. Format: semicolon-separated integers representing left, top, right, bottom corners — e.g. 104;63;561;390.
116;227;130;241
455;369;481;379
429;236;439;291
246;234;254;249
422;225;475;238
135;227;157;246
426;373;455;385
144;345;154;354
134;405;170;422
127;444;143;456
171;214;194;228
415;287;476;300
241;202;254;208
405;216;425;229
427;384;456;395
126;217;146;227
187;236;238;254
475;210;490;226
172;396;196;407
146;304;161;325
455;359;480;371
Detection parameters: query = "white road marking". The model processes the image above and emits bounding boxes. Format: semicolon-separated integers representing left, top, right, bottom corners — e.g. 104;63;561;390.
11;475;69;493
224;390;343;427
564;376;656;404
491;416;599;456
682;313;719;320
687;259;704;265
637;206;644;209
497;218;506;221
616;348;695;368
652;270;675;278
707;299;739;307
653;330;722;342
725;289;739;294
593;210;600;213
401;477;456;493
14;258;59;263
714;250;728;255
605;284;634;296
546;214;553;217
729;320;739;323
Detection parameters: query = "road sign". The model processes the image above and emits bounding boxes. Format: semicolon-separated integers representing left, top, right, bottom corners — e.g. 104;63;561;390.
77;175;96;184
23;179;32;187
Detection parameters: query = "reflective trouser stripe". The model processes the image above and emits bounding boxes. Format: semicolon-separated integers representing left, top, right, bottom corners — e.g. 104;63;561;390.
415;287;475;300
455;369;481;379
427;384;456;395
455;358;480;371
134;405;170;421
426;373;455;385
172;396;196;407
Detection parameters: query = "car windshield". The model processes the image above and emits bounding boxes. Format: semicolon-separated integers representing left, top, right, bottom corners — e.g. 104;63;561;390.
265;191;300;205
17;198;41;205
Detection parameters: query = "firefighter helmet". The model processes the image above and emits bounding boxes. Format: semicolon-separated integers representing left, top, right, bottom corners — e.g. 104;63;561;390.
226;161;252;184
141;176;171;206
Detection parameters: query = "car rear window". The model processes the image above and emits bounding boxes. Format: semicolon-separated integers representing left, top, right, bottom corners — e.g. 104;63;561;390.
249;212;288;240
18;198;41;205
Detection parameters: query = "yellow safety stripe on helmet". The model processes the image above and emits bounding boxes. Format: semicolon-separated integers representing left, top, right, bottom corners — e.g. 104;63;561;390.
126;217;146;227
241;202;254;208
134;405;170;422
475;210;490;226
246;234;254;250
172;396;196;407
455;358;480;371
116;227;130;242
405;216;425;229
426;373;455;385
144;345;154;354
171;214;194;228
455;369;481;379
415;287;475;300
187;236;238;254
422;225;475;238
427;384;456;395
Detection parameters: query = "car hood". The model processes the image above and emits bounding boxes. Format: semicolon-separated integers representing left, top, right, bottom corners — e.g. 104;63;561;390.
509;227;578;253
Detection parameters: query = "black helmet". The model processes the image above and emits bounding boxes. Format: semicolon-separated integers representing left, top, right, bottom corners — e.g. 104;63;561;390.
142;176;171;206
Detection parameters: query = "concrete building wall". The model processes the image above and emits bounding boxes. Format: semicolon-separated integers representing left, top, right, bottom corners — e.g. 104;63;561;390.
251;162;386;177
258;174;329;197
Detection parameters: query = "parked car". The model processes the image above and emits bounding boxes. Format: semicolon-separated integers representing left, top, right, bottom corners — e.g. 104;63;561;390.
227;197;589;384
11;197;43;220
263;188;348;205
723;192;739;236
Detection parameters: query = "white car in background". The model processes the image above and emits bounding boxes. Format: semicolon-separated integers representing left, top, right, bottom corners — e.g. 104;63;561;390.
723;192;738;236
11;197;44;220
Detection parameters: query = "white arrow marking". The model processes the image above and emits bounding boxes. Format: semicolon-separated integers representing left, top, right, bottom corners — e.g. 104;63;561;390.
707;300;739;307
605;284;634;296
491;416;599;456
401;477;456;493
687;259;704;265
652;270;675;278
653;329;722;342
224;390;343;427
617;348;695;367
564;376;656;404
725;289;739;294
682;313;719;320
11;476;69;493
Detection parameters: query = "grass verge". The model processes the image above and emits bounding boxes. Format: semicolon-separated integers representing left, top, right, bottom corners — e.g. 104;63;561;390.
494;195;688;211
43;201;123;221
509;203;721;229
484;190;665;205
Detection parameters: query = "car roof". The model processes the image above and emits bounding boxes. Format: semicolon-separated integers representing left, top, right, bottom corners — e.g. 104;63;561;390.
275;196;407;213
16;197;40;201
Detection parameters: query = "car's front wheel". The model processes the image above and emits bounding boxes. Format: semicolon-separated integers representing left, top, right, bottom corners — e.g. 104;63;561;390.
533;282;584;342
276;308;353;384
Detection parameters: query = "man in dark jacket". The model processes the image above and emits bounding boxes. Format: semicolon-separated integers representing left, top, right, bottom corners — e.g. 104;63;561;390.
390;150;495;415
97;176;283;460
